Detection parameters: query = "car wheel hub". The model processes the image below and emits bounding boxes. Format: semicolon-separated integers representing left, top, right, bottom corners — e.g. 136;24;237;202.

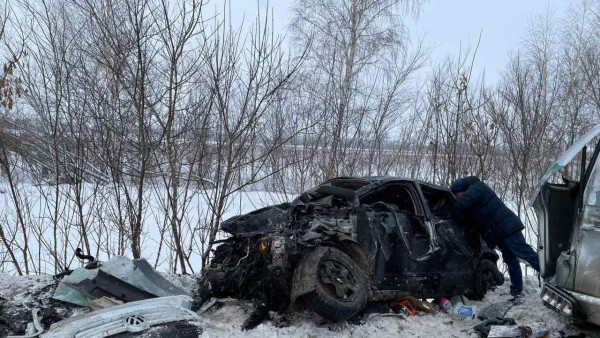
318;259;358;301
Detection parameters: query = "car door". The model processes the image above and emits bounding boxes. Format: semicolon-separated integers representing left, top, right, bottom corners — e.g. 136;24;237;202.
571;150;600;296
358;181;437;290
531;124;600;282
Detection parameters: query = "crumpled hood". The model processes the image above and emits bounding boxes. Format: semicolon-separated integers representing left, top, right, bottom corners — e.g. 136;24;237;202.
221;203;291;237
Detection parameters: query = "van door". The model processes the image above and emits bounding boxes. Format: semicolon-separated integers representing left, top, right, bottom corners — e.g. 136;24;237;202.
572;151;600;296
530;125;600;279
533;181;579;279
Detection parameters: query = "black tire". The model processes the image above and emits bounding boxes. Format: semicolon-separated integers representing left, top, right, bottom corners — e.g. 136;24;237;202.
303;247;368;321
466;259;503;301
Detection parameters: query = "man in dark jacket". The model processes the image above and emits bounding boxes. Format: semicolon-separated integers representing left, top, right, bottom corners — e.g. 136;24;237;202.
450;176;539;297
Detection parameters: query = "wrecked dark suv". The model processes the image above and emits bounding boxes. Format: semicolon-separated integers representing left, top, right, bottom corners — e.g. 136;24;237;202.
199;177;503;322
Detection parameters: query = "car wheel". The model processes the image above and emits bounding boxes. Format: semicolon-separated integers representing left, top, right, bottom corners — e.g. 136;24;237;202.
466;259;503;301
303;247;368;321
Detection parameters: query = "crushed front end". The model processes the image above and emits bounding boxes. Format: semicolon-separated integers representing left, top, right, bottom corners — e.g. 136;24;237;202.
196;187;367;315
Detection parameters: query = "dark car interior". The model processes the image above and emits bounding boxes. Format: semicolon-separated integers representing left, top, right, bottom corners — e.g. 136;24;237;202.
327;178;371;191
420;185;456;219
360;184;416;213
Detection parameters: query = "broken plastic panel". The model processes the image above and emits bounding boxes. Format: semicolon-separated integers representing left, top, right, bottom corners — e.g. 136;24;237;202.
64;270;157;304
53;256;188;307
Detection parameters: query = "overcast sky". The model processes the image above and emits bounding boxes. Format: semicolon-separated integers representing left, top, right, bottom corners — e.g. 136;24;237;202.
222;0;579;84
407;0;578;83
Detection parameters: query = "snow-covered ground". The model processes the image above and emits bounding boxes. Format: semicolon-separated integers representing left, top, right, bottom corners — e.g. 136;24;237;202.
198;276;598;337
2;273;596;337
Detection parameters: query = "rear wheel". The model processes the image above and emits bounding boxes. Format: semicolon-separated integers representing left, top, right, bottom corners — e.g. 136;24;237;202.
466;259;503;300
303;247;368;321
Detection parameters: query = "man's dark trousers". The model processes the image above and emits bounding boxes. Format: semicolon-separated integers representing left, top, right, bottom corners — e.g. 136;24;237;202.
497;231;540;295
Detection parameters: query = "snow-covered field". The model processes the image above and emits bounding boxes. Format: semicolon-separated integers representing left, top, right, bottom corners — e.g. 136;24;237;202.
0;272;597;337
0;181;289;273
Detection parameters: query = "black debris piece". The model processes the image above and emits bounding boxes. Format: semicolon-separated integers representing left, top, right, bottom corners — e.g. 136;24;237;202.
473;317;517;337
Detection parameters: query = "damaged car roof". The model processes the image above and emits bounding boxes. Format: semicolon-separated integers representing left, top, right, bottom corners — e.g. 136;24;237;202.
323;176;452;192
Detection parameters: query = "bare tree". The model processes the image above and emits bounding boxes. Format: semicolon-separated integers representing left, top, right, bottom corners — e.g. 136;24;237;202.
291;0;425;180
0;3;28;274
198;5;303;266
149;0;208;273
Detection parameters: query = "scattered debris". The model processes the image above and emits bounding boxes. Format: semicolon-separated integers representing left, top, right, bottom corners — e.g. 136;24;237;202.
487;324;523;338
439;297;452;313
0;276;80;337
485;324;549;338
242;301;270;330
7;309;44;338
473;317;517;337
390;299;417;317
2;256;196;337
270;313;293;328
390;296;437;317
452;303;478;320
1;273;593;337
54;256;188;308
478;301;515;321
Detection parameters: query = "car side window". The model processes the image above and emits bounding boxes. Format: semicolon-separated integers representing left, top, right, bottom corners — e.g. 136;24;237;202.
359;184;416;213
420;185;455;219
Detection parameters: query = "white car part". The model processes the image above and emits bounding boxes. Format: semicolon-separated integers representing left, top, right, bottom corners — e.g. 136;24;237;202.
42;296;202;338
